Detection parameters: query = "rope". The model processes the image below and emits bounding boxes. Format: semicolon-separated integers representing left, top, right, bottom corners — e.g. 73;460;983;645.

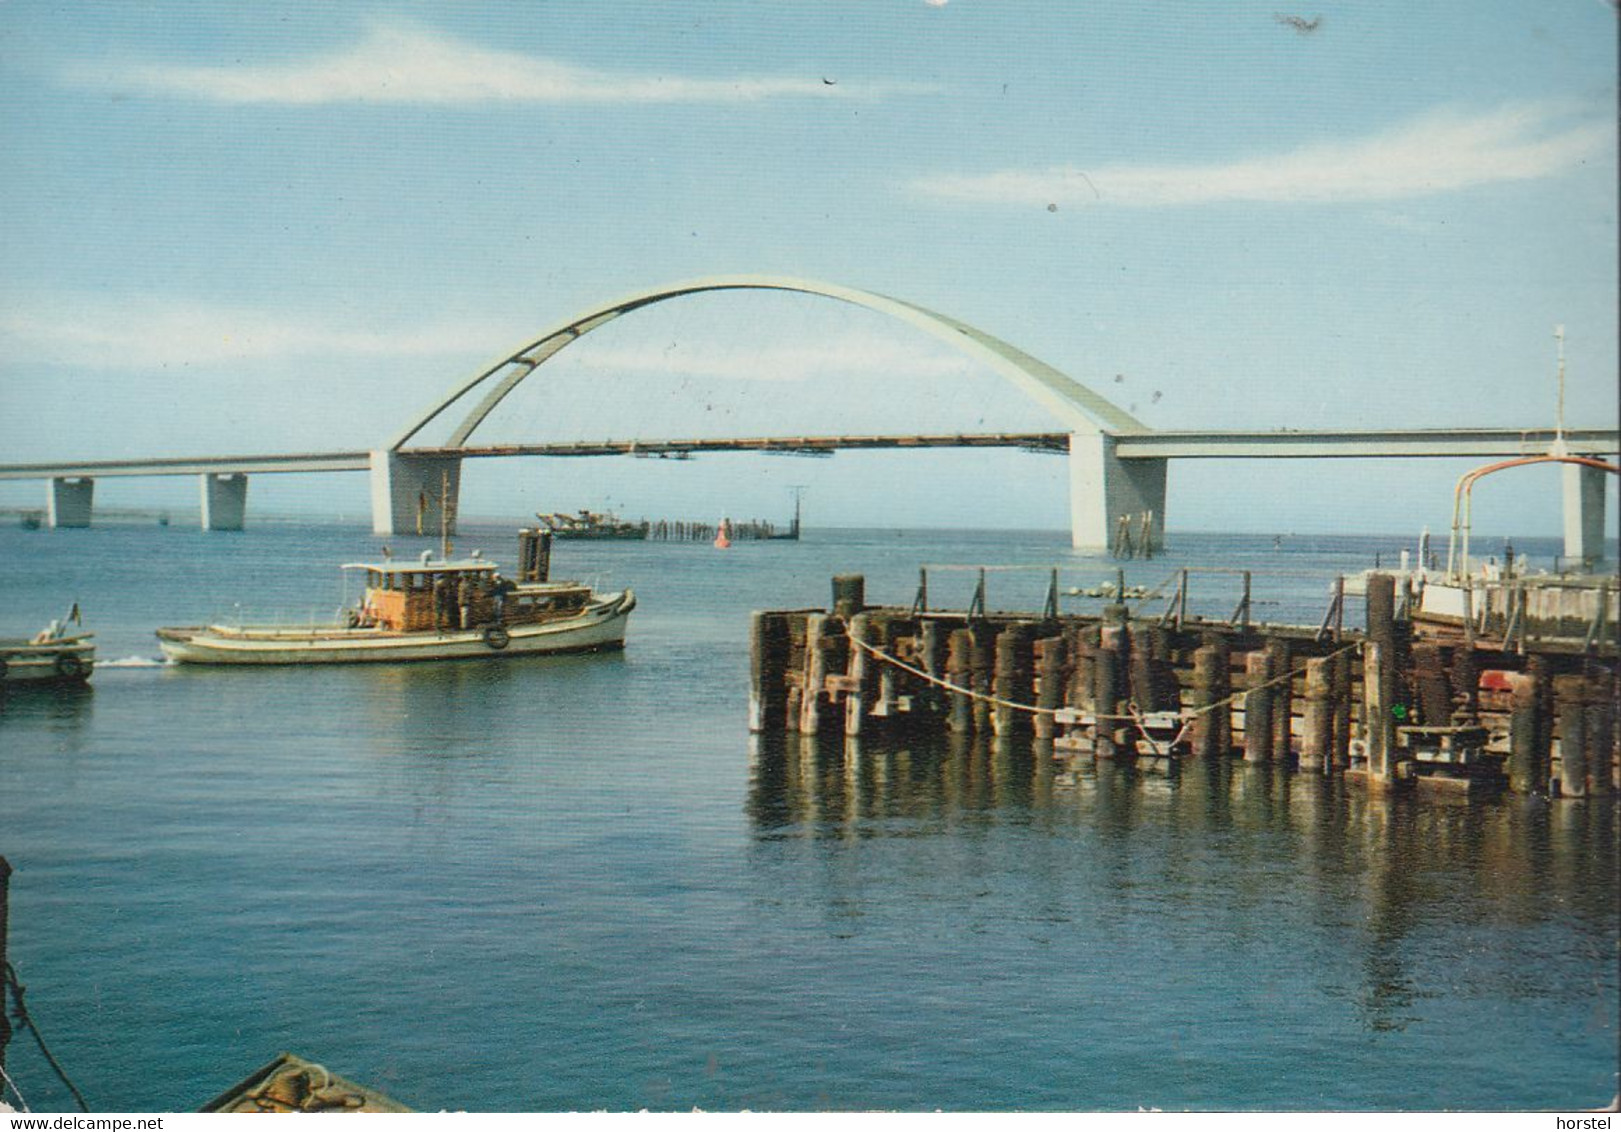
4;962;90;1112
1;1057;30;1112
843;629;1364;737
845;628;1053;716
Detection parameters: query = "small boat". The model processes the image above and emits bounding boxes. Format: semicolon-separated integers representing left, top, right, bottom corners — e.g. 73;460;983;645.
156;529;634;666
1;610;95;685
536;509;649;540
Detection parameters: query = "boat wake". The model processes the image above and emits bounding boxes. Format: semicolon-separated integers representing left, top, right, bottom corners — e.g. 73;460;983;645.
99;655;169;668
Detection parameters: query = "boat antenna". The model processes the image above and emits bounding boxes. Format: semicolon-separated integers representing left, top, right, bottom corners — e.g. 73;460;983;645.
1553;324;1568;456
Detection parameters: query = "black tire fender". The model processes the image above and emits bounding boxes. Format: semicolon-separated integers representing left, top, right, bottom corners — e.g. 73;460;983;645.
482;625;511;651
55;652;84;678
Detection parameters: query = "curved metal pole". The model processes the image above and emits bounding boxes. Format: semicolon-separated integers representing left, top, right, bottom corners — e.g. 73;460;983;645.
386;275;1146;451
1446;454;1619;579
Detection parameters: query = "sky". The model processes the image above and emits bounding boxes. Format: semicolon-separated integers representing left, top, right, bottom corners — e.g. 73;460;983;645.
0;1;1616;538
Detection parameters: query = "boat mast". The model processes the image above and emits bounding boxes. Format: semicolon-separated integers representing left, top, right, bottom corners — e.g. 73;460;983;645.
1552;324;1568;457
440;471;455;559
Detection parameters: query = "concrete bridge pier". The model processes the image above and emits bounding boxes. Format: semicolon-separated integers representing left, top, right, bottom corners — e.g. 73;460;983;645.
1068;433;1166;552
370;450;462;537
200;473;248;531
46;477;94;528
1563;462;1609;566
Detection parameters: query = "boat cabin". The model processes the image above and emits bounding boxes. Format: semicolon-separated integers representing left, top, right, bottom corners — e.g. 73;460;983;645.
344;558;593;633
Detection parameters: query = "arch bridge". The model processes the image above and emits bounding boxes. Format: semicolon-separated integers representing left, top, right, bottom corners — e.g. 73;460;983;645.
2;275;1616;560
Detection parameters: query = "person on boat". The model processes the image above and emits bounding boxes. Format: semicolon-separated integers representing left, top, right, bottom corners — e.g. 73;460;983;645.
491;574;515;623
456;575;473;630
433;576;452;631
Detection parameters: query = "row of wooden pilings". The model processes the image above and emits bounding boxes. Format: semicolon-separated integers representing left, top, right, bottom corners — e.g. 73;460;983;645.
649;519;784;541
749;572;1620;797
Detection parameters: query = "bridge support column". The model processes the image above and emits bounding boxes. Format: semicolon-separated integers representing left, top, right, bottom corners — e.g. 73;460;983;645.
46;477;94;528
1562;463;1607;567
1068;433;1166;552
200;473;248;531
370;450;462;537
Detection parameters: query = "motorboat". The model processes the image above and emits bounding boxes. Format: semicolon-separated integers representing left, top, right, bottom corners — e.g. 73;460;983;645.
1;609;94;684
156;529;634;665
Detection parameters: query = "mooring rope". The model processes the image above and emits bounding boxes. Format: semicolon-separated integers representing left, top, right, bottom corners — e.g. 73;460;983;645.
842;628;1363;750
4;961;90;1113
0;1057;30;1112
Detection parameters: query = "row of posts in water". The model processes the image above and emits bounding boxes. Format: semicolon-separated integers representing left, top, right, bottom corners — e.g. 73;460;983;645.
648;518;789;541
748;570;1618;798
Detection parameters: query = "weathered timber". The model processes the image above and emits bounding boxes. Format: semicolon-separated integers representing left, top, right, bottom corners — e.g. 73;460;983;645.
1301;656;1332;772
1033;636;1064;740
749;571;1618;799
1243;650;1274;763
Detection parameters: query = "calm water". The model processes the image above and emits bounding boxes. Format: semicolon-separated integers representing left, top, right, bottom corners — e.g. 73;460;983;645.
1;521;1615;1112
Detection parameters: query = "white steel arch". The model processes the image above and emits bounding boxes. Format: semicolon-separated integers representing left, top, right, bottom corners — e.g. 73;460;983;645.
386;274;1145;450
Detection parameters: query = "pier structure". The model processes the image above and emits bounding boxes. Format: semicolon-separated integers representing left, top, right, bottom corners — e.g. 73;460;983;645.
749;569;1619;798
0;275;1614;556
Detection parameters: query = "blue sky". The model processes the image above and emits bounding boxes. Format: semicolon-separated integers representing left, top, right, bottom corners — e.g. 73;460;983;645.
1;1;1615;537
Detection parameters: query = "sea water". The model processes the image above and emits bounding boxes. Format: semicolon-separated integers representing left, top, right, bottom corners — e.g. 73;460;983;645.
0;521;1615;1112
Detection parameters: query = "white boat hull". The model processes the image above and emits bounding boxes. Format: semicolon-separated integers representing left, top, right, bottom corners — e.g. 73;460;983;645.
0;636;95;684
158;591;634;665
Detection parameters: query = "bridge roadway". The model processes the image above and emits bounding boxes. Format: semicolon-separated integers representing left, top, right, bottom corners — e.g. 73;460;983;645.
4;424;1616;559
3;426;1616;478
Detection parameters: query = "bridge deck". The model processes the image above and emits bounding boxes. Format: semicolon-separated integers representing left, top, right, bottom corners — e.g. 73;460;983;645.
0;428;1614;480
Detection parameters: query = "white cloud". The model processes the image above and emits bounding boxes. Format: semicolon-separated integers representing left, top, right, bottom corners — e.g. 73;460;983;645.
0;296;503;370
66;19;928;105
910;103;1613;207
0;296;977;386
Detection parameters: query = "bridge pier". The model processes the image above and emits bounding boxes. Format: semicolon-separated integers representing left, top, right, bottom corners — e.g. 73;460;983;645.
1068;433;1166;552
1562;462;1608;566
369;450;462;537
46;477;94;528
200;473;248;531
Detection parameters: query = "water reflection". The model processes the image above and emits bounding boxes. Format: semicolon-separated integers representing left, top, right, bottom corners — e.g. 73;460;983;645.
0;680;95;734
747;733;1619;1038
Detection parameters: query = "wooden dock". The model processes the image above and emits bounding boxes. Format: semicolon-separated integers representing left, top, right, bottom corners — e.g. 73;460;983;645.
749;571;1619;798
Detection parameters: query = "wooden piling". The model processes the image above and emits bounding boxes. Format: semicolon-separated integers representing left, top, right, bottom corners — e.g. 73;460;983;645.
1585;675;1616;795
1363;641;1394;785
1268;639;1293;762
748;612;789;734
1330;649;1354;767
920;619;945;717
1;856;11;1079
845;612;873;737
993;623;1034;736
970;627;993;734
800;613;829;735
1411;643;1452;727
1191;640;1229;759
946;628;973;734
1069;627;1098;713
1554;675;1587;798
832;574;866;620
1095;626;1125;758
1034;636;1065;740
1129;630;1155;715
1301;656;1332;771
1243;649;1274;762
873;617;899;723
1508;667;1547;794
